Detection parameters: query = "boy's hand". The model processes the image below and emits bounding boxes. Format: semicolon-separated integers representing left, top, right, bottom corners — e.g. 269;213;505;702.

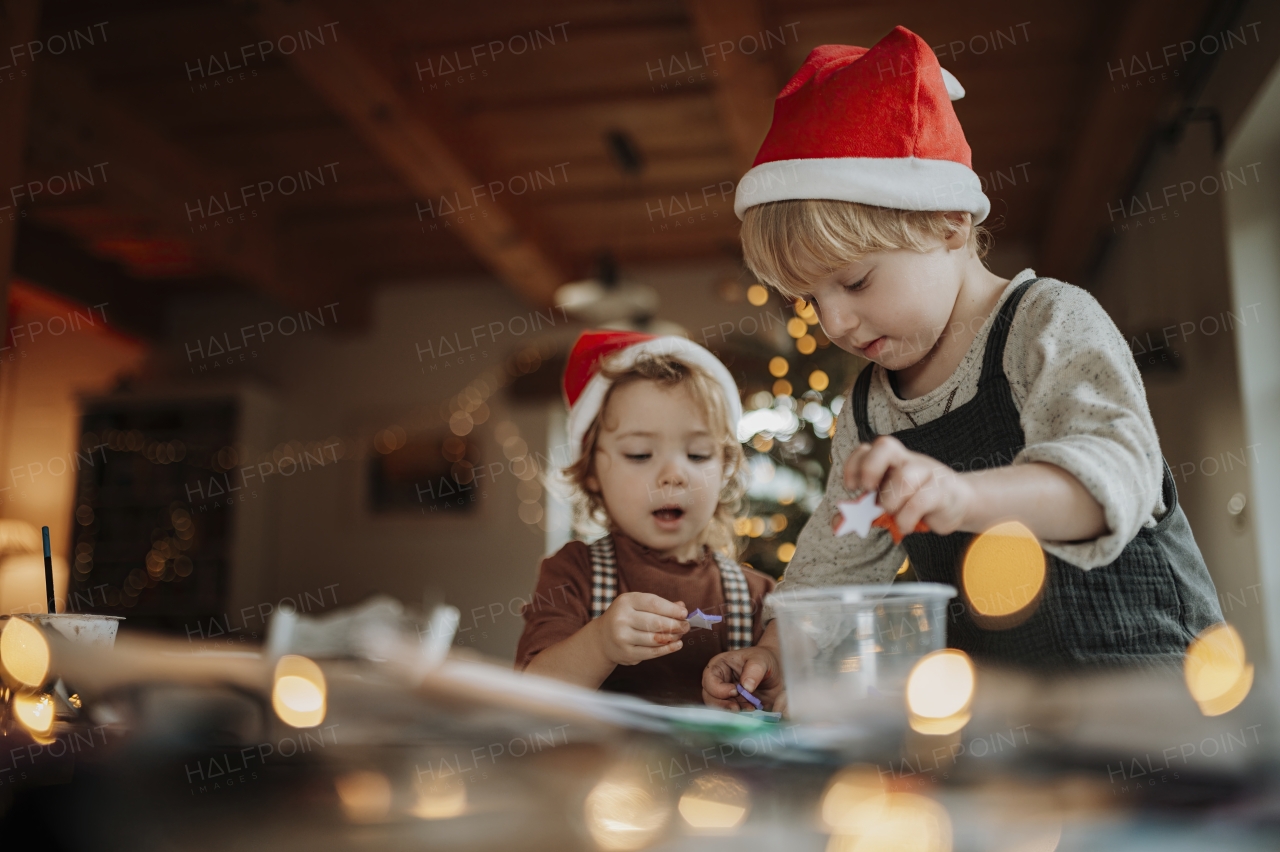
844;436;975;537
594;592;689;666
702;646;787;713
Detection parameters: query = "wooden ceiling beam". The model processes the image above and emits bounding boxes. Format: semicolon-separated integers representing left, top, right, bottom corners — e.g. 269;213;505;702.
684;0;779;177
26;60;330;308
245;0;566;307
1036;0;1218;282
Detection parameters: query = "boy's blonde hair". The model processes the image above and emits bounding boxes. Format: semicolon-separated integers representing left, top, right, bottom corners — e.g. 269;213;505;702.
564;353;745;557
740;199;990;301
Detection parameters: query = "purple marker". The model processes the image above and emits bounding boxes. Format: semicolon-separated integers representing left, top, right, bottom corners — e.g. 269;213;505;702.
735;682;763;711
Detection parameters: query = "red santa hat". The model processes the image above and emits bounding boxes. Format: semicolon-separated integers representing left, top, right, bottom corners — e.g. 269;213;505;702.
734;26;989;224
564;331;742;461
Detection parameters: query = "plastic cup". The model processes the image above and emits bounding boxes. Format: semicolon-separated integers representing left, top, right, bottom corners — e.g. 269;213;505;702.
768;583;956;723
27;614;123;648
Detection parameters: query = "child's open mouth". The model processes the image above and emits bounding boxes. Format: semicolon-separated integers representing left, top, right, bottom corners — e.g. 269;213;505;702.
652;506;685;525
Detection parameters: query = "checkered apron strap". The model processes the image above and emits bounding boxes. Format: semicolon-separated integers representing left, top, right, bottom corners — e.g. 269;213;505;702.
713;553;753;650
588;535;619;620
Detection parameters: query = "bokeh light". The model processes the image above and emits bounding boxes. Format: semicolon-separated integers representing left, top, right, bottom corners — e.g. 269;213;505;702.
1185;622;1253;716
448;410;474;436
1;617;51;688
747;284;769;306
584;776;670;850
906;649;975;735
13;691;55;736
821;765;884;833
769;357;789;378
413;775;468;820
272;654;327;728
822;765;951;852
961;521;1046;629
809;370;829;391
677;774;750;831
335;770;392;823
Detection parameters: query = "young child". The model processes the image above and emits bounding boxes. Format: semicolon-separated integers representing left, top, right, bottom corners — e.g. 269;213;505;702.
516;331;775;705
703;27;1223;711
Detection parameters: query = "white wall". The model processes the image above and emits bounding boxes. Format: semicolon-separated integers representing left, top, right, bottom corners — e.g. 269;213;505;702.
0;283;146;612
1083;2;1280;664
1087;120;1266;662
1224;59;1280;668
162;261;790;661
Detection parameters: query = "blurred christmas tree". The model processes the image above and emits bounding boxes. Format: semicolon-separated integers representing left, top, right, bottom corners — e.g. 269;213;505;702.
708;284;866;579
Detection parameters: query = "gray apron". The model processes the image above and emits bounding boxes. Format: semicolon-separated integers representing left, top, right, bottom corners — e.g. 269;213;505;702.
851;278;1223;669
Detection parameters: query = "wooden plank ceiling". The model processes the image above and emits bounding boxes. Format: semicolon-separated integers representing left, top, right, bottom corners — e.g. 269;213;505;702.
18;0;1219;320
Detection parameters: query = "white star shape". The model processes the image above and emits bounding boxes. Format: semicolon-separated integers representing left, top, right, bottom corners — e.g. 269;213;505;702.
834;491;886;538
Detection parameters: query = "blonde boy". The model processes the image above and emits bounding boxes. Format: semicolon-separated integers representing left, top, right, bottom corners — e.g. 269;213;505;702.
703;27;1222;712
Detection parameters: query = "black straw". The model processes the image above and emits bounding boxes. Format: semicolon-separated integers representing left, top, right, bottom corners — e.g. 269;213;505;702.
42;526;55;614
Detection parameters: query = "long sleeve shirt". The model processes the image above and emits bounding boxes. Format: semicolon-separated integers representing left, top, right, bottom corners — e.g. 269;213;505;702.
767;269;1166;620
516;531;775;704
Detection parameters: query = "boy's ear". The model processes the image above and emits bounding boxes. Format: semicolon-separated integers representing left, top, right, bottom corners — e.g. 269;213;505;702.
585;474;600;493
942;211;971;250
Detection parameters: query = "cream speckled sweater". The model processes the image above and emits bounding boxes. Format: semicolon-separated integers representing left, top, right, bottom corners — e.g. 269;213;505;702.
766;269;1166;620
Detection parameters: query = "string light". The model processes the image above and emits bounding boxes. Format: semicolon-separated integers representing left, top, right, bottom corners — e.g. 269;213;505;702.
1;618;50;688
906;649;975;735
272;654;327;728
585;774;671;850
677;774;750;830
1185;622;1253;716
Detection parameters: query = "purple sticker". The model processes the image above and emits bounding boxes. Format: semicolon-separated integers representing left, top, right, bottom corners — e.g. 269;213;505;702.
687;608;723;630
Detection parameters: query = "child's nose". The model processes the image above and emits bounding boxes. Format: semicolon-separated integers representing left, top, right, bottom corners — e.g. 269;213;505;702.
819;303;859;340
657;457;688;489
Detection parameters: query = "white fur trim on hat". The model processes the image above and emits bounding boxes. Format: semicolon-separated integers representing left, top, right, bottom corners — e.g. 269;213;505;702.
566;336;743;463
733;156;990;222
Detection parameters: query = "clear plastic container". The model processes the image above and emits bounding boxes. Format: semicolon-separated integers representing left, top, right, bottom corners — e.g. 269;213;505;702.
28;614;123;648
768;583;956;723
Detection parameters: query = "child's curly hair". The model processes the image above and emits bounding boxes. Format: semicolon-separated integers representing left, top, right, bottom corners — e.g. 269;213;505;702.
563;353;745;556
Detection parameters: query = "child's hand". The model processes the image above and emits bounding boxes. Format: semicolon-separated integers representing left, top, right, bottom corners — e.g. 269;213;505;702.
844;436;975;536
594;592;690;666
702;646;786;713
